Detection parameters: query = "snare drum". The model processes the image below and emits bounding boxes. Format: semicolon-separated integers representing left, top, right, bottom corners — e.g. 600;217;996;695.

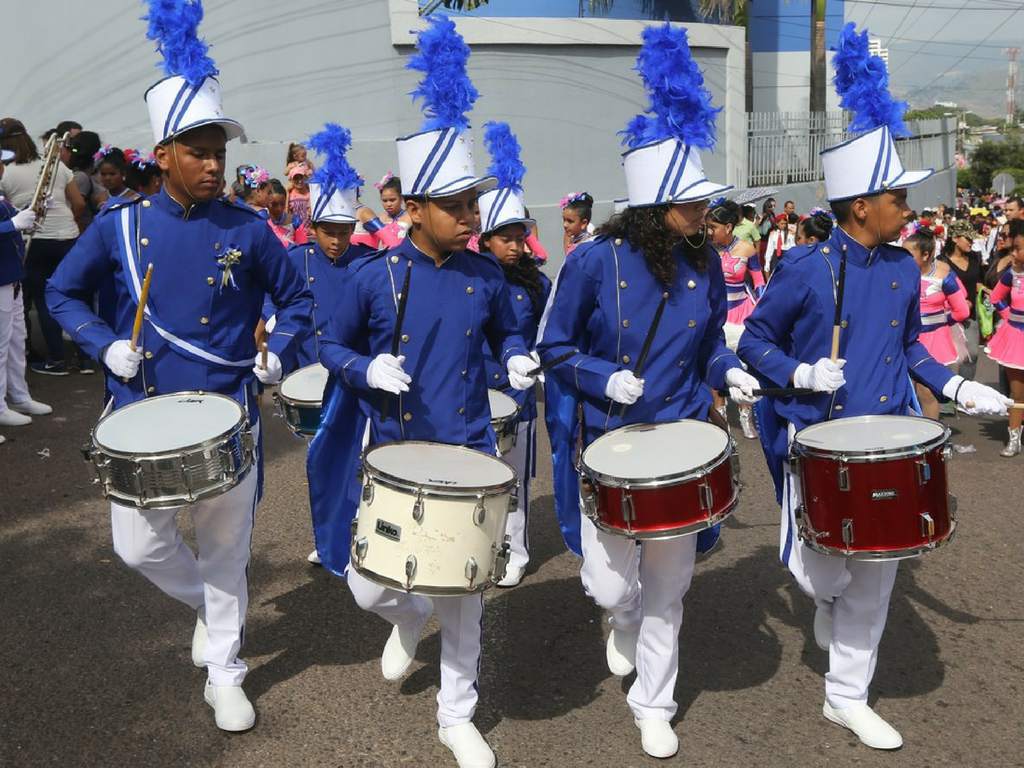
488;389;520;455
85;392;254;509
580;420;739;539
275;363;328;436
350;442;517;595
791;415;955;560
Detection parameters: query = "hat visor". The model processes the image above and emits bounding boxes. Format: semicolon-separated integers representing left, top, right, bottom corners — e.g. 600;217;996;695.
885;168;934;192
670;181;734;205
163;118;245;145
423;175;497;198
481;216;537;236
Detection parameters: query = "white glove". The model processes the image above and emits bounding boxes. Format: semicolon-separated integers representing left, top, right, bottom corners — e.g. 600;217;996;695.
725;367;761;404
103;340;143;379
942;375;1012;416
253;349;282;385
367;353;411;394
11;209;36;232
605;370;644;405
506;355;537;391
793;358;846;393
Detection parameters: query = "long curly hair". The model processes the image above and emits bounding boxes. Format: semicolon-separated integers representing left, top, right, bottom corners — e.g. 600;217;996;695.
596;205;707;286
502;254;547;315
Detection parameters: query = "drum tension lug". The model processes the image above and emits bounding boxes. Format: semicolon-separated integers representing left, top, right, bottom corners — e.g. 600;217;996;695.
838;462;850;492
474;494;486;526
465;557;478;589
620;489;635;530
353;536;368;566
916;457;932;485
920;512;935;539
412;490;424;523
580;478;597;520
362;479;375;505
404;554;417;590
699;479;714;511
841;518;854;550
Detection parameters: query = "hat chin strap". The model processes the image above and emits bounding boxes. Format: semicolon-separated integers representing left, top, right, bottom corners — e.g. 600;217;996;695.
170;141;199;205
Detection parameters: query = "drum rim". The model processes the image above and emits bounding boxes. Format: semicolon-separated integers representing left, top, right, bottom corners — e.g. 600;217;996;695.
91;391;249;459
278;363;329;406
792;415;951;462
581;420;732;489
362;440;518;496
487;388;520;423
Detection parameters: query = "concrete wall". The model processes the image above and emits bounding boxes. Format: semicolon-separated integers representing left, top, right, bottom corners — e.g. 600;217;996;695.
0;0;746;277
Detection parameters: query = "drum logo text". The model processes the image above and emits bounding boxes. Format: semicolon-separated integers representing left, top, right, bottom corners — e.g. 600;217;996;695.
375;519;402;542
871;489;898;501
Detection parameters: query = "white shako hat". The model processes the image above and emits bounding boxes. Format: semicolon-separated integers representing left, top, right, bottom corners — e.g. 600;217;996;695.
822;24;933;202
620;23;731;208
307;123;363;224
142;0;243;145
477;121;535;235
397;15;494;198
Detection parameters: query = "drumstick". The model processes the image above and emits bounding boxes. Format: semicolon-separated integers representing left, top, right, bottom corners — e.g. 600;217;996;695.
380;260;412;421
619;291;668;418
752;386;816;398
260;341;268;371
499;349;577;392
830;245;847;362
130;263;154;352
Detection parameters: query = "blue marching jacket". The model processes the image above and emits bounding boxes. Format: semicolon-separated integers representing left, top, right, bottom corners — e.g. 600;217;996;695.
307;236;529;577
737;225;957;504
538;235;741;553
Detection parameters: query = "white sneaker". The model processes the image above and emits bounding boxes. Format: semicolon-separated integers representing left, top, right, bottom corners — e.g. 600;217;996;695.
814;602;833;652
307;549;322;565
634;718;679;758
438;723;496;768
381;620;425;681
606;625;638;677
497;563;524;587
191;614;208;668
823;701;903;750
9;398;52;416
204;680;256;732
0;409;31;427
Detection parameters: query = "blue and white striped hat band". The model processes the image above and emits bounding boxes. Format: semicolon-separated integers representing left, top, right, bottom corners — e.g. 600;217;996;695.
396;127;495;198
622;137;731;208
478;187;535;235
309;182;359;224
821;125;934;202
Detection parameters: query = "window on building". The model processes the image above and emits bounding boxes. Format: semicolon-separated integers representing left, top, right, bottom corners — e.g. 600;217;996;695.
420;0;710;22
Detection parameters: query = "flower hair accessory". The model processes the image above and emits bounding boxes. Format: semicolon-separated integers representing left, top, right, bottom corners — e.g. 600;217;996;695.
93;144;115;163
374;171;395;191
243;166;269;188
560;191;589;210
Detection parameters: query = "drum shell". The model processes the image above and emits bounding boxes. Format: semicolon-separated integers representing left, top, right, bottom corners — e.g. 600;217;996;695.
274;394;322;437
350;445;516;595
582;442;738;540
87;393;254;509
491;413;518;455
793;432;955;560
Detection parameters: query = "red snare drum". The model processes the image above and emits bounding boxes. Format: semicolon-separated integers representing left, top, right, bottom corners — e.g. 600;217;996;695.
580;420;738;539
791;415;956;560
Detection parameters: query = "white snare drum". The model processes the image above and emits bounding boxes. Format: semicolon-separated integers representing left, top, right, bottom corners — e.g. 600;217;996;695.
275;363;328;436
85;392;254;509
350;441;517;595
488;389;520;455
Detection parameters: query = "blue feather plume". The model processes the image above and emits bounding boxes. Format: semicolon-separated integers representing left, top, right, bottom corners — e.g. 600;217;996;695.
143;0;219;86
621;23;720;150
407;15;478;132
832;23;909;137
308;123;363;191
483;122;526;191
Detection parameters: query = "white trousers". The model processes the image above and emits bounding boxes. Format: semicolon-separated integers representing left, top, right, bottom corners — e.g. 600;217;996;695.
501;420;534;571
110;465;258;686
580;514;697;721
347;567;484;727
0;283;30;409
781;465;899;709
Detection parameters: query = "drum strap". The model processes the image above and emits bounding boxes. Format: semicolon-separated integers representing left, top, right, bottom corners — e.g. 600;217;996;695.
115;206;252;369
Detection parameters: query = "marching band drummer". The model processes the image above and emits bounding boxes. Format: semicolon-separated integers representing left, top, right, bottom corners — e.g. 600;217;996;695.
737;25;1010;750
537;24;760;760
308;17;536;768
477;121;552;588
45;2;312;732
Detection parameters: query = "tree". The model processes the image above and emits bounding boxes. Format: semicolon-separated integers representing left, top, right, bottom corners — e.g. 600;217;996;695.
969;138;1024;190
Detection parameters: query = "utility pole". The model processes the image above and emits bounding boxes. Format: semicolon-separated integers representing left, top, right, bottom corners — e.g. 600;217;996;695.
809;0;826;113
1006;47;1020;127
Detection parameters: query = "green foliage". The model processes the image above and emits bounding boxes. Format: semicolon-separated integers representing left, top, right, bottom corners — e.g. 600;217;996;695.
969;139;1024;190
957;167;973;189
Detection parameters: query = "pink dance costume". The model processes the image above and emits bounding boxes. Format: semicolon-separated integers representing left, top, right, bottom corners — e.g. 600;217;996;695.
351;215;407;250
719;238;765;325
917;265;969;365
988;267;1024;370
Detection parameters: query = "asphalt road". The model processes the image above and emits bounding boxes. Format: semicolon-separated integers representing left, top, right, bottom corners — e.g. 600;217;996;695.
2;361;1022;767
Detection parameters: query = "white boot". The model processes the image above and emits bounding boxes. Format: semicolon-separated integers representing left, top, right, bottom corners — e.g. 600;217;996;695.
634;718;679;759
204;680;256;732
9;398;52;416
497;563;525;588
438;723;495;768
0;408;31;427
381;620;425;681
191;613;208;668
823;702;903;750
606;625;638;677
1000;427;1022;458
306;548;321;565
813;601;832;652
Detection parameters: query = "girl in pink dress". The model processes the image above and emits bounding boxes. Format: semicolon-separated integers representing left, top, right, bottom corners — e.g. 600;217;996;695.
707;200;764;439
986;220;1024;456
903;228;970;419
350;174;411;250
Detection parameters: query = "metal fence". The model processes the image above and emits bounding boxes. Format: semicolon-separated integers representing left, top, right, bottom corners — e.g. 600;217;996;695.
747;112;955;187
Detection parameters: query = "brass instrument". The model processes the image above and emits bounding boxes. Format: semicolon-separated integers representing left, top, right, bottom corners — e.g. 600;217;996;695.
24;131;69;249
